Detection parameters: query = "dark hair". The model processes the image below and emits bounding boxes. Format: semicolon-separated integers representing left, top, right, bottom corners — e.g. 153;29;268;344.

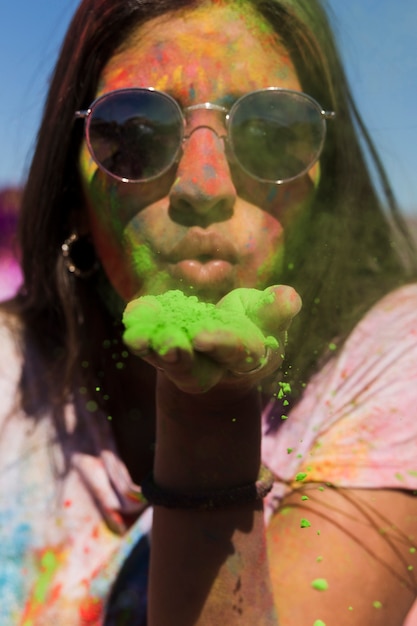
11;0;417;414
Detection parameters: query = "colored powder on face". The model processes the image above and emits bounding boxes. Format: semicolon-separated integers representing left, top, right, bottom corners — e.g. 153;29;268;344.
313;621;326;626
311;578;329;591
131;244;156;274
373;601;383;609
300;518;311;528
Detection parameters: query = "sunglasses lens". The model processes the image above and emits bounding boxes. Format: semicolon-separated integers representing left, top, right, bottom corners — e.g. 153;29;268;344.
229;90;325;182
87;90;183;181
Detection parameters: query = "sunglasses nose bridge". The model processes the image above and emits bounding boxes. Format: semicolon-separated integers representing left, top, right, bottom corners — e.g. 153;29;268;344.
183;105;228;140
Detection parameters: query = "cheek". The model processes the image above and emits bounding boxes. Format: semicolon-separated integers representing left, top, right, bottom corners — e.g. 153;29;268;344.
232;167;317;227
81;179;144;300
87;206;140;301
235;211;285;289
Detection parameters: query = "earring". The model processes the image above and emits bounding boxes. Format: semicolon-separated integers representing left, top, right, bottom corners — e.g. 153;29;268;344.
61;232;99;278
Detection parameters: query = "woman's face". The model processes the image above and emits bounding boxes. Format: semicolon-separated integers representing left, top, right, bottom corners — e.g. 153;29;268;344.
79;1;319;304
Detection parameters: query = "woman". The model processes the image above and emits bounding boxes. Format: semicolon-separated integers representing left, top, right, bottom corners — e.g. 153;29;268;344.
1;0;416;624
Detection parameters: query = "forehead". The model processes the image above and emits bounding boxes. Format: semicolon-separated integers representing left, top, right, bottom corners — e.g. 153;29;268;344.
98;1;301;103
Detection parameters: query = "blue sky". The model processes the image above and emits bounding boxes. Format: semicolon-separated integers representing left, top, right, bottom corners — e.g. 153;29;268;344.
1;0;416;213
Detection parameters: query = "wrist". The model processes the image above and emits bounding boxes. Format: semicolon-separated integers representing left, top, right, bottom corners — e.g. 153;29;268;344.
154;373;262;490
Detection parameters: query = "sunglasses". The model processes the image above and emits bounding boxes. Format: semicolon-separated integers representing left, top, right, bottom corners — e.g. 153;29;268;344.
75;87;335;184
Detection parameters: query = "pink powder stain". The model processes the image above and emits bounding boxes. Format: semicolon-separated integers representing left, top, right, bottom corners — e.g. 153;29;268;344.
0;255;23;300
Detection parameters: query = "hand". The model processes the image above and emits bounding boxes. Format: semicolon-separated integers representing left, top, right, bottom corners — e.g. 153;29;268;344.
122;285;301;394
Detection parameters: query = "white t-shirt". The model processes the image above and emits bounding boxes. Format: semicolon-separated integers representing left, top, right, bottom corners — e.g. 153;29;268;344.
1;283;416;624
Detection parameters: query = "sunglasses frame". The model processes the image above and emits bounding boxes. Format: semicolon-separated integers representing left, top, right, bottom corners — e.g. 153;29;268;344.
75;87;335;184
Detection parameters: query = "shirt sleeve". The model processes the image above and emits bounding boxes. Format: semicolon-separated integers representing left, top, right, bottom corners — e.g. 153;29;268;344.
262;283;417;518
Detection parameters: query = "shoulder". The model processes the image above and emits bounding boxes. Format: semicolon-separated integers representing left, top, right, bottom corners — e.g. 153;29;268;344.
355;281;417;336
262;283;417;502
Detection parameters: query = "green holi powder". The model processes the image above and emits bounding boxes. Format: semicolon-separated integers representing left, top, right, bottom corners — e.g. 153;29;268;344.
281;414;288;420
313;620;326;626
123;289;278;356
410;547;416;554
316;556;323;562
301;495;309;501
277;381;292;398
311;578;328;591
131;244;156;274
295;472;308;482
373;601;383;609
287;448;294;454
86;401;98;413
300;518;311;528
34;550;59;604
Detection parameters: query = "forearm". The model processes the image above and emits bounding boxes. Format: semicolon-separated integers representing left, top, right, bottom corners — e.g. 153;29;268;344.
147;375;279;625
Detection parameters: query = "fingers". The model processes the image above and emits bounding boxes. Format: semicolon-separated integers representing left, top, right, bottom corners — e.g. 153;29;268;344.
121;286;302;393
251;285;301;335
192;325;266;374
218;285;301;337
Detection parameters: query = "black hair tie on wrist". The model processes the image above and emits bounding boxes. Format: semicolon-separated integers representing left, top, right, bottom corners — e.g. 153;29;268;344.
140;465;274;510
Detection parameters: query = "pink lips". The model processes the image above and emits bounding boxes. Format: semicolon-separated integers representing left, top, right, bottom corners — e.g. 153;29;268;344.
167;229;238;264
165;229;238;290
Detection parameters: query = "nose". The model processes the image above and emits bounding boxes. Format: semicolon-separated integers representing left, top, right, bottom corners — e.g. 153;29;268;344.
169;125;237;225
